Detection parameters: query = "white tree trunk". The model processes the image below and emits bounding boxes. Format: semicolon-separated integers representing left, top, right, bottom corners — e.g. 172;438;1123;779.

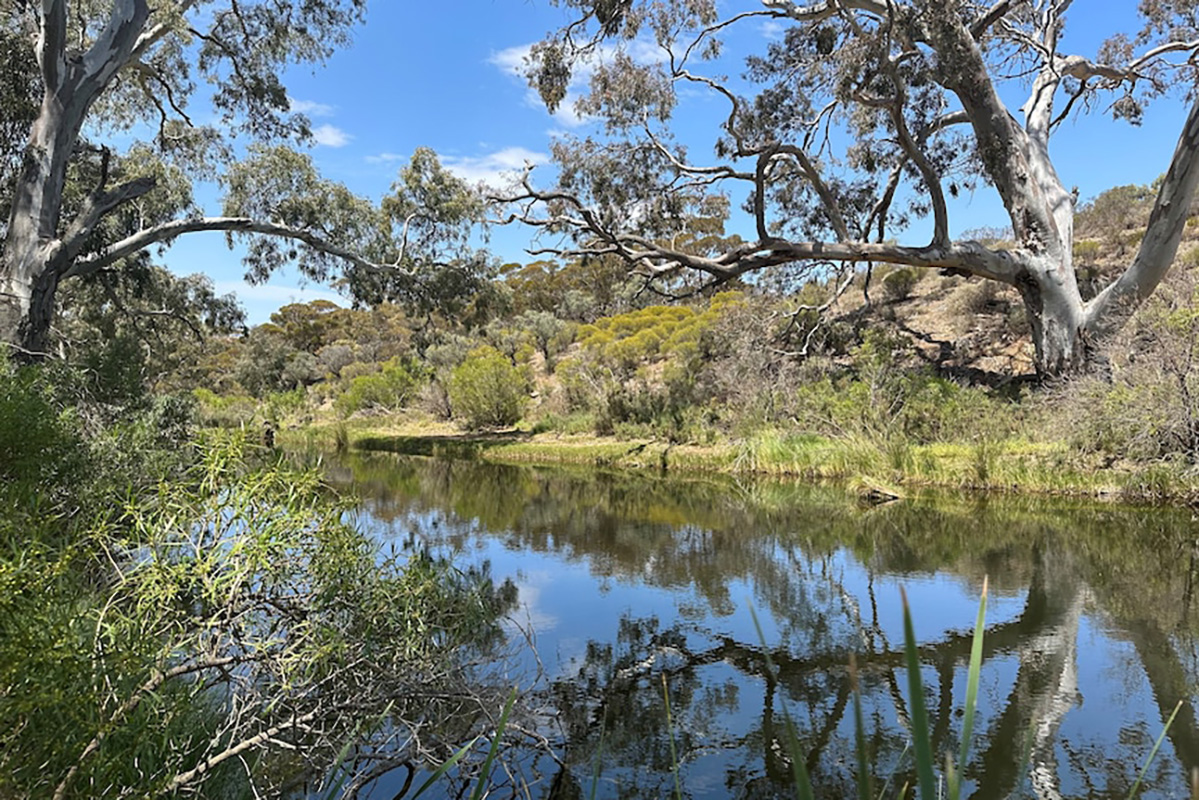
1;0;149;358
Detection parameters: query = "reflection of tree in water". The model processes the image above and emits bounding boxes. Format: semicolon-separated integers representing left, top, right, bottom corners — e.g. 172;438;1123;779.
330;454;1199;799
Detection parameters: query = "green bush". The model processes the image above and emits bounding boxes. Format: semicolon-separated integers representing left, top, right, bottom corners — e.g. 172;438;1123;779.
881;267;921;301
334;357;426;417
1072;238;1102;263
448;346;529;429
0;363;85;506
0;433;518;799
264;387;307;422
192;387;257;428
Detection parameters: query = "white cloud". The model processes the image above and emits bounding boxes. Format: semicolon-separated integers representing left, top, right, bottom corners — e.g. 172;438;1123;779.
312;124;351;148
488;43;531;77
365;152;406;164
441;146;549;187
488;39;664;129
289;97;335;117
761;20;785;40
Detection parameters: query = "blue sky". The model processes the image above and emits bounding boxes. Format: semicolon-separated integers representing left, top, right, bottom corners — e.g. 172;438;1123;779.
160;1;1196;323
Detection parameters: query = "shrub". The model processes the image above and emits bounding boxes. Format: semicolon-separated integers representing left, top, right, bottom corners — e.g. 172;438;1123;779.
264;387;307;422
1065;274;1199;463
1072;239;1101;263
947;280;1000;322
335;357;426;417
0;434;519;799
192;387;257;428
881;267;921;302
448;346;529;429
0;363;85;499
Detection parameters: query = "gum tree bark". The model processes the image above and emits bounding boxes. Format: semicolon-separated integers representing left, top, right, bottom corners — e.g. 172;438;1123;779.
505;0;1199;376
1;0;151;357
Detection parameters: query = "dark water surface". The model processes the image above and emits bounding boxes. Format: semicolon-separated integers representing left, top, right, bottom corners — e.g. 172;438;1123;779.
327;452;1199;800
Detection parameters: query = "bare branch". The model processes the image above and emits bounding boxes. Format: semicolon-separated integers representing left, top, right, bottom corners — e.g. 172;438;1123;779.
773;144;852;240
63;217;406;280
54;655;249;800
39;0;68;89
167;708;324;790
133;61;195;128
970;0;1023;39
1086;95;1199;333
876;43;950;246
760;0;888;22
58;176;158;265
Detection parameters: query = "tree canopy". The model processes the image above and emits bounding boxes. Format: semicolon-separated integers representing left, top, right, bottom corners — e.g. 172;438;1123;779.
505;0;1199;375
0;0;488;359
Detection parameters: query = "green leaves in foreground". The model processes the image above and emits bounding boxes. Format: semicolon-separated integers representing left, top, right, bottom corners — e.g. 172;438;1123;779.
0;432;517;800
901;581;986;800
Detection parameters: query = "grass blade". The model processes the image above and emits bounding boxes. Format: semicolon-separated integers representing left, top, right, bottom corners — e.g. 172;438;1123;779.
1126;699;1183;800
875;741;911;800
411;736;481;799
662;673;684;800
782;715;816;800
952;577;988;800
900;587;937;800
850;655;872;800
588;714;607;800
749;605;815;800
468;686;518;800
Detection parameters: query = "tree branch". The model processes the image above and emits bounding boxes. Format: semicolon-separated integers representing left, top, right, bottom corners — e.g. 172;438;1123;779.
1086;95;1199;334
63;217;406;281
773;144;852;240
970;0;1022;39
79;0;150;94
54;655;248;800
924;9;1061;252
39;0;68;90
167;707;324;790
760;0;888;22
58;176;158;265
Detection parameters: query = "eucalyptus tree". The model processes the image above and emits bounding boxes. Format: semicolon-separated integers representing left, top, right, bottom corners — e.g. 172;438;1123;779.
0;1;487;359
508;0;1199;376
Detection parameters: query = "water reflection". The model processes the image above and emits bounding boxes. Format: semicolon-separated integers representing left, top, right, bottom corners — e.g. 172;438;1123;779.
328;453;1199;800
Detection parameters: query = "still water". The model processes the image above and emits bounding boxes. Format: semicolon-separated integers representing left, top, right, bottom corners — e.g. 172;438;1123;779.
328;451;1199;800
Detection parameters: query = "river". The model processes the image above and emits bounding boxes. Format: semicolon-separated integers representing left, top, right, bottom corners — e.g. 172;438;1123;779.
326;451;1199;800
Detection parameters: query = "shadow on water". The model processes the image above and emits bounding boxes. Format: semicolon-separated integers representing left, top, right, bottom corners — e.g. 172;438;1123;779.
354;430;531;459
327;451;1199;800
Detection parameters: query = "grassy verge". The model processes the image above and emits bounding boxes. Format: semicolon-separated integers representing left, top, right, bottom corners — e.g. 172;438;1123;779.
280;414;1199;505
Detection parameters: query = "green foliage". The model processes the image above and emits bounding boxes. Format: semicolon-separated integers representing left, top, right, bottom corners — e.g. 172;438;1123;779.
1072;239;1102;263
0;431;518;798
448;346;529;429
1066;274;1199;464
576;293;744;371
792;332;1012;446
270;299;350;352
192;387;258;428
880;267;921;302
514;309;574;362
0;363;85;507
335;356;427;417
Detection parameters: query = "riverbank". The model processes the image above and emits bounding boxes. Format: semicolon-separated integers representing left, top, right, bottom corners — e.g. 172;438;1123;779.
281;415;1199;505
